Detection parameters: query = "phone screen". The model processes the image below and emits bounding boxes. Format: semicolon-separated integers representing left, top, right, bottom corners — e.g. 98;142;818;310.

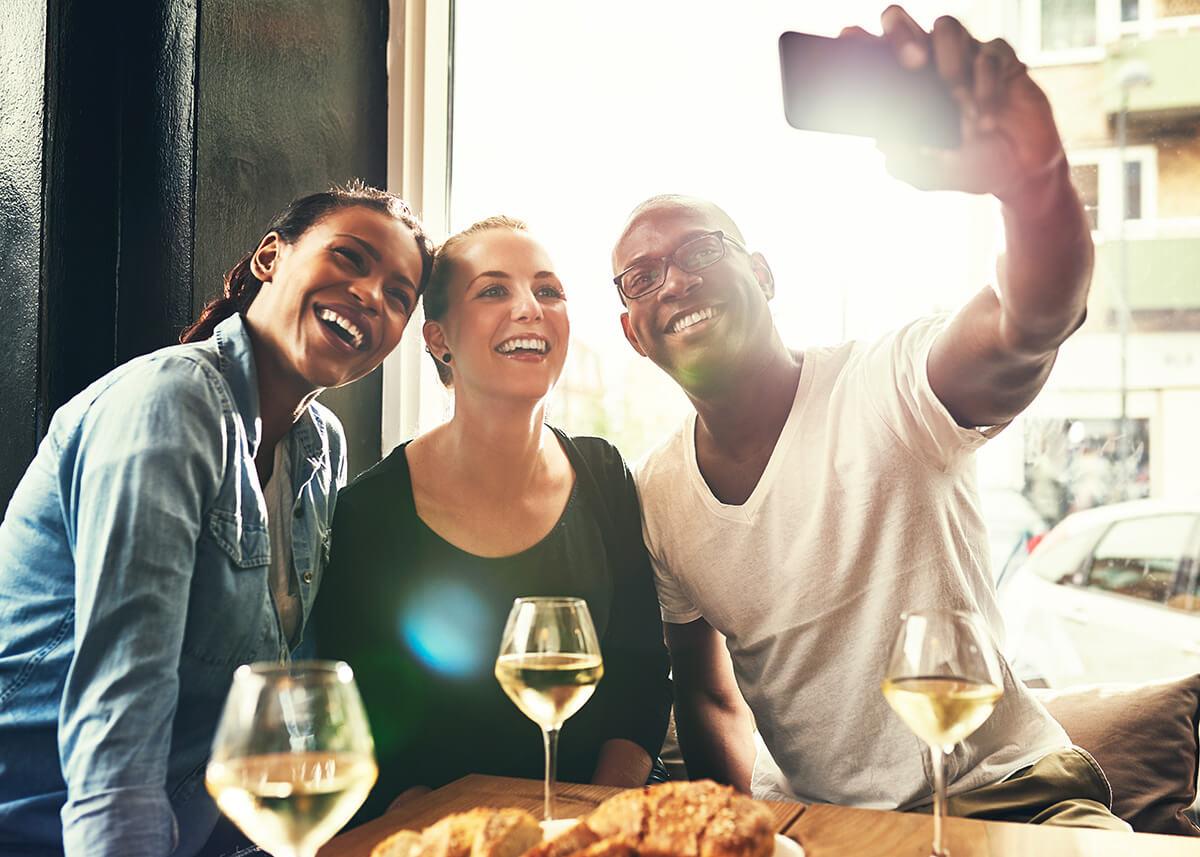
779;31;961;149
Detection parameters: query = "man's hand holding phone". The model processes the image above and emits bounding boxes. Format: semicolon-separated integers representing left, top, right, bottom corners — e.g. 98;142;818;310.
865;6;1067;208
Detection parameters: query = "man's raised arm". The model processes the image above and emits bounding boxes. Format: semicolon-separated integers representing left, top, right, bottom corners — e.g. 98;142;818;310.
867;6;1092;428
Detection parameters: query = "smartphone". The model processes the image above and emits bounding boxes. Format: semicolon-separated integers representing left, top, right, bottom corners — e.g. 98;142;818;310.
779;31;961;149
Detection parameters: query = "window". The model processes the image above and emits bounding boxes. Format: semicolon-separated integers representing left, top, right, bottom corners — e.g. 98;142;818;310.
1041;0;1098;50
1086;514;1198;603
1066;148;1156;234
1124;160;1143;220
1030;528;1103;584
406;0;1200;691
1023;418;1150;521
1021;0;1107;62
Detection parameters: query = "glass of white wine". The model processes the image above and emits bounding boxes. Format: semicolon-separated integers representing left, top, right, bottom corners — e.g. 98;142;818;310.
206;661;377;857
881;610;1004;857
495;596;603;821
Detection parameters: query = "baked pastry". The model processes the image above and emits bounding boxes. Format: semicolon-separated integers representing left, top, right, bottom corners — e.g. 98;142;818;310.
369;781;773;857
520;821;599;857
586;781;773;857
474;808;544;857
536;780;772;857
370;807;541;857
371;829;423;857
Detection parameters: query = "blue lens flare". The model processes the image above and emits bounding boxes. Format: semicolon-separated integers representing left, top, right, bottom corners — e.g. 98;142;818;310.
398;580;491;678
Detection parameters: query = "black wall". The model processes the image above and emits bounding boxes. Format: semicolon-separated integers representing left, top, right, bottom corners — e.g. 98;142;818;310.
0;2;49;509
196;0;390;476
0;0;389;512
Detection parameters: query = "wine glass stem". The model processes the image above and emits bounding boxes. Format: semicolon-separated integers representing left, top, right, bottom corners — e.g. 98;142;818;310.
542;726;560;821
930;743;948;857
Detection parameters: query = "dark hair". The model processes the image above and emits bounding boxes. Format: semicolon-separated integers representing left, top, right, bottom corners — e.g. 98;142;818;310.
180;180;435;343
423;215;528;386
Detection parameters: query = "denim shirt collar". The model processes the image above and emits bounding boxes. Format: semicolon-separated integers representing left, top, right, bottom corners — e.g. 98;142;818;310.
213;314;263;458
211;314;327;486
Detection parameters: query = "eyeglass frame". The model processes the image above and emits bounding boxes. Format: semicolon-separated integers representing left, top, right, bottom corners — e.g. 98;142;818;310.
613;230;748;301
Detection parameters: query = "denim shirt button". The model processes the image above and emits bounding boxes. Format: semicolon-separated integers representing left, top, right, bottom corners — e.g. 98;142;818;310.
302;571;313;585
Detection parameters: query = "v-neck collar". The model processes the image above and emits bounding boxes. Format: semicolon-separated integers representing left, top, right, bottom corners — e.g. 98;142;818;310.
683;351;817;522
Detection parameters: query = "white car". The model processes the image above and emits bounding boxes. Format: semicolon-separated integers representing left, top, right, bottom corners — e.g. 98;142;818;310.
997;500;1200;687
979;488;1049;586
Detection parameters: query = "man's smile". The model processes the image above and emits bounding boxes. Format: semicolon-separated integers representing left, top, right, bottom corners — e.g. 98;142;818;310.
666;305;722;336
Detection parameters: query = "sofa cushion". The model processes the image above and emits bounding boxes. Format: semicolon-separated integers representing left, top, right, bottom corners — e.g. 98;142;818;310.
1036;673;1200;836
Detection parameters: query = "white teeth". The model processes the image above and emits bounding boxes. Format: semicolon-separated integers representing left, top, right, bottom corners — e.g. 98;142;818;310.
670;306;715;334
318;308;364;349
496;337;548;354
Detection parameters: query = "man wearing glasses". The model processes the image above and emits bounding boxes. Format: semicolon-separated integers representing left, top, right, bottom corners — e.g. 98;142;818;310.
612;9;1128;829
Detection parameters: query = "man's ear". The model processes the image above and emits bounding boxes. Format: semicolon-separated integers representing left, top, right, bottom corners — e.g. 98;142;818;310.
423;318;449;360
750;252;775;301
250;232;282;282
620;312;647;358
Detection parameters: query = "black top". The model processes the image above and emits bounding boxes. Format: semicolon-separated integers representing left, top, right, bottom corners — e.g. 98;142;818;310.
313;428;672;822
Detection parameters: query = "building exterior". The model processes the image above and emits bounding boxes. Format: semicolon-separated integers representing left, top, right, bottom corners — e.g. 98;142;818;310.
1008;0;1200;516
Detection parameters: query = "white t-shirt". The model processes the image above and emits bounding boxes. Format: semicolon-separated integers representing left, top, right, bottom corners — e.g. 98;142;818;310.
636;316;1069;809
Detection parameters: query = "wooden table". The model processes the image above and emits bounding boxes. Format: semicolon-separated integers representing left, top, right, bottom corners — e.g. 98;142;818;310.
319;775;1200;857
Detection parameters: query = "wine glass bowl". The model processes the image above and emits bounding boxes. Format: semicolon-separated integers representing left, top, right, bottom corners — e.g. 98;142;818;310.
206;661;377;857
882;610;1004;857
495;597;603;820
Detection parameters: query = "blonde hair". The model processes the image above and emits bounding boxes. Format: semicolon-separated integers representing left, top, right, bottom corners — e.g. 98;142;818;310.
423;215;529;385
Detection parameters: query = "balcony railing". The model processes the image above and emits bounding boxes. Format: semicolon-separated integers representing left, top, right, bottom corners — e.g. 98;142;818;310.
1103;28;1200;117
1090;221;1200;329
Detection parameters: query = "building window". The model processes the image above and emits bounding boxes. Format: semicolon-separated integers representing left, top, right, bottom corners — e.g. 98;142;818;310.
1067;148;1156;233
1023;417;1150;520
1124;160;1143;220
1041;0;1098;51
1121;0;1141;22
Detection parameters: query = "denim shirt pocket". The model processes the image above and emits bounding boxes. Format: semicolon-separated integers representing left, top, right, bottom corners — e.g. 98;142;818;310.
179;509;274;669
206;509;270;568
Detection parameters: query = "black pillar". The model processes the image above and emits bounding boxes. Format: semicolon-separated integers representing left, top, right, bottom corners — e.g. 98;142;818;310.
195;0;390;478
0;1;53;508
0;0;390;512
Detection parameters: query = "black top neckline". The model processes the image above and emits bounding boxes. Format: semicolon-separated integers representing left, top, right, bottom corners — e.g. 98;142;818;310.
392;428;581;563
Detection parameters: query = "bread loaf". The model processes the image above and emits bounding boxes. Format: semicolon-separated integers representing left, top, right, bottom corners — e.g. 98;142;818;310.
473;808;544;857
370;807;541;857
369;781;774;857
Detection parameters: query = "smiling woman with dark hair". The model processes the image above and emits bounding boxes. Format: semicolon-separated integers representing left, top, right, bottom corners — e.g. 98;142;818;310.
313;217;672;823
0;182;434;857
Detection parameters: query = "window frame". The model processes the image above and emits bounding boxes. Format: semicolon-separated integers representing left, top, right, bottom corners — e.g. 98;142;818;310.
1023;0;1200;65
1079;513;1200;608
1118;1;1200;39
1067;145;1158;236
1021;0;1111;65
382;0;455;451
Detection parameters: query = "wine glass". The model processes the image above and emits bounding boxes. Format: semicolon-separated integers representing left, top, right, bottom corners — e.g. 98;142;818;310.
494;597;604;821
206;661;377;857
881;610;1004;857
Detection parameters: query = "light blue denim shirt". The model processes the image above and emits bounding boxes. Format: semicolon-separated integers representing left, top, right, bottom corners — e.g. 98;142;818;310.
0;314;346;856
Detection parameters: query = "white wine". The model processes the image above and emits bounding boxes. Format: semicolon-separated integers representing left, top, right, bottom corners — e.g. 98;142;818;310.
882;675;1003;748
494;652;604;729
206;751;377;856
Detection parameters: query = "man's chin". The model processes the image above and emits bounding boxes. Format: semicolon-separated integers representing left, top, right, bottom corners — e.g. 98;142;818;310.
665;352;737;397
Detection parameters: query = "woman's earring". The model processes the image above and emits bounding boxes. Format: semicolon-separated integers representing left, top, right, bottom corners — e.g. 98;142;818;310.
441;352;452;364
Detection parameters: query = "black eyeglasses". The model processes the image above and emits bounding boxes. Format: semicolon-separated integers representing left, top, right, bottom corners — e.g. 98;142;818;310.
613;230;746;301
